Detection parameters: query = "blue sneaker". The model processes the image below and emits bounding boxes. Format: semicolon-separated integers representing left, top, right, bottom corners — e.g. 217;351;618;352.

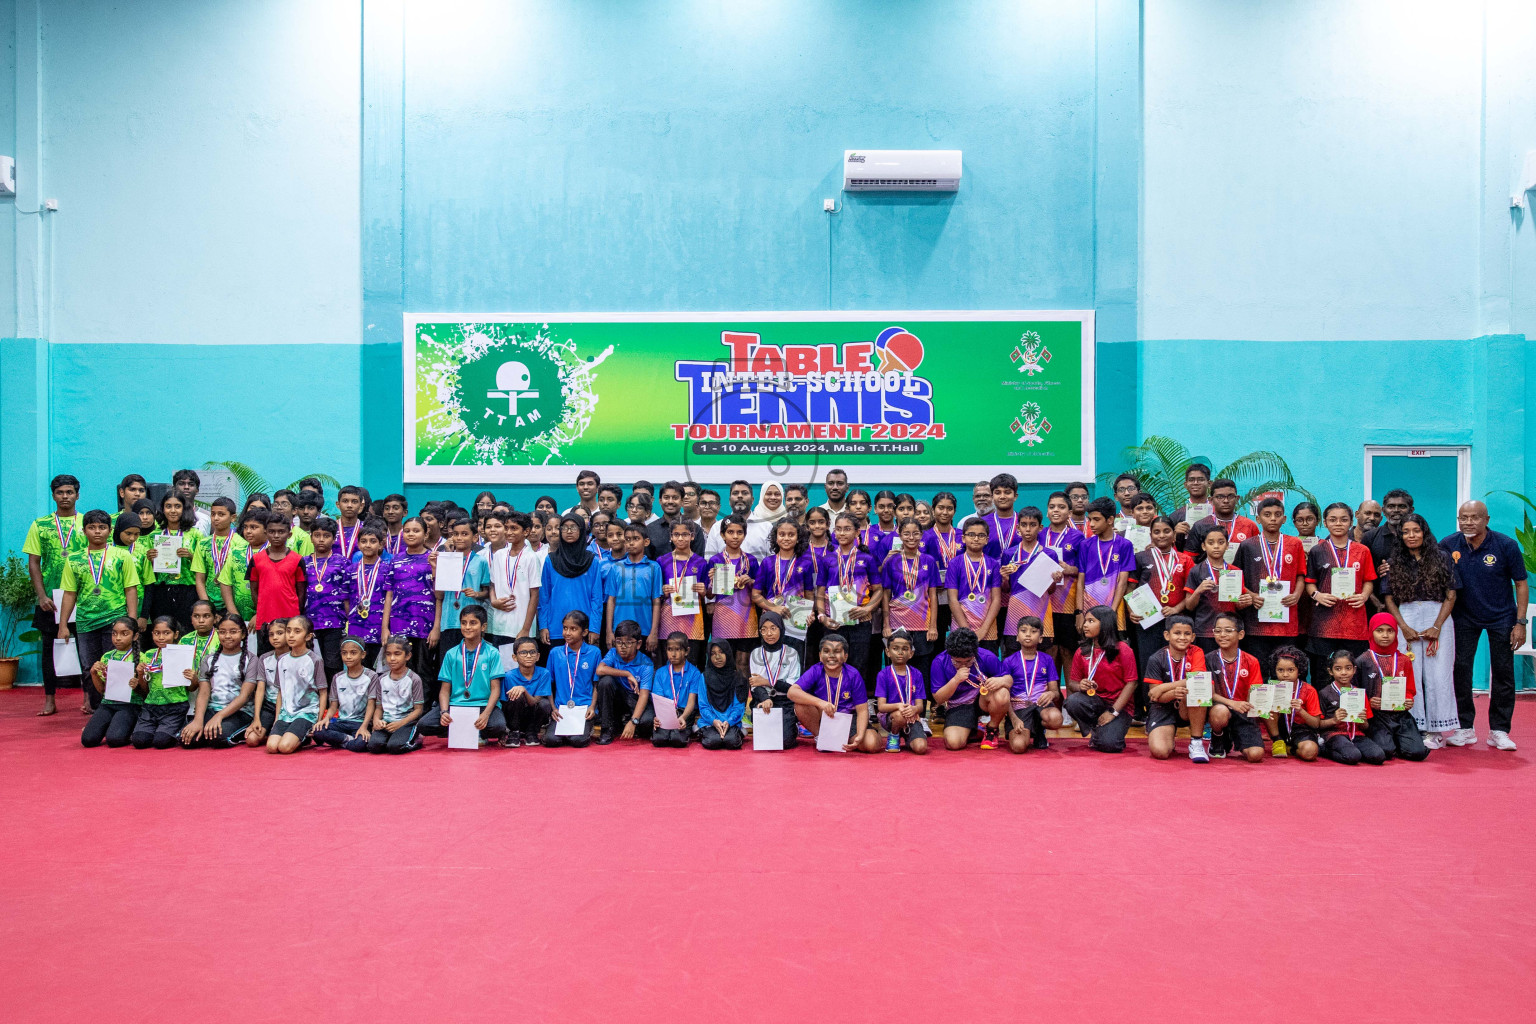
886;732;900;752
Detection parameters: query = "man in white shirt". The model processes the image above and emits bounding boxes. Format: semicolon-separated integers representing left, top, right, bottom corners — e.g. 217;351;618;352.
173;468;213;533
957;480;994;529
705;480;773;559
818;468;849;517
565;470;601;517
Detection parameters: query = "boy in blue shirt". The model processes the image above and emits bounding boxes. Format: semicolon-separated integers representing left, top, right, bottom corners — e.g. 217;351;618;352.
595;619;657;744
542;610;600;747
420;605;506;745
650;632;704;747
438;517;491;651
499;637;553;747
602;524;663;651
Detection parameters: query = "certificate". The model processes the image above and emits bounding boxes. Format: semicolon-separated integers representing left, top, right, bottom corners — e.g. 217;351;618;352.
104;659;135;703
1258;581;1289;623
52;589;75;624
783;596;815;640
710;563;736;596
554;704;590;736
1114;515;1135;535
1271;679;1296;713
669;584;699;617
1300;536;1319;553
1123;584;1164;627
1124;525;1151;553
1380;676;1408;712
1217;570;1243;603
152;536;181;575
52;639;81;677
651;696;682;731
1184;671;1213;707
1331;567;1356;597
1338;687;1367;723
159;643;196;689
446;709;480;749
1185;502;1213;523
816;711;852;752
1246;682;1274;717
433;551;466;592
752;708;784;750
1019;552;1060;598
828;586;859;626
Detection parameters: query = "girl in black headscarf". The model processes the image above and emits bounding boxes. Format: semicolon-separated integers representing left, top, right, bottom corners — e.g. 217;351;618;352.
748;611;801;748
699;638;747;750
538;514;602;647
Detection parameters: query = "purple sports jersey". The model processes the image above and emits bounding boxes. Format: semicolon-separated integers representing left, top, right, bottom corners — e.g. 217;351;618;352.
347;557;388;642
875;664;926;705
657;551;706;642
707;551;758;639
879;551;940;632
1001;650;1058;709
982;511;1026;565
860;524;896;563
945;552;1001;640
1003;542;1055;639
754;552;815;604
922;526;963;590
825;546;879;612
1075;534;1135;609
930;648;1005;706
1040;524;1086;614
385;552;436;638
302;553;353;631
795;663;866;714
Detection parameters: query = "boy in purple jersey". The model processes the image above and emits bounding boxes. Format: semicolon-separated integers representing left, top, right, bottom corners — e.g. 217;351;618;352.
998;506;1062;657
382;517;442;682
784;632;869;752
864;629;930;753
347;525;388;664
996;616;1063;752
1040;491;1086;668
930;627;1007;750
879;518;940;680
981;472;1025;565
945;520;1002;649
302;516;353;684
1073;497;1135;637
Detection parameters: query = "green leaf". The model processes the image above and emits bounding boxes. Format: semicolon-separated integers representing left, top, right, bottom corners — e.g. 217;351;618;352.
202;461;272;499
18;629;40;643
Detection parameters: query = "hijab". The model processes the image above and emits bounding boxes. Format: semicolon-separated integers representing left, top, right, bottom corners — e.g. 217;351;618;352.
749;482;789;526
1368;612;1399;655
704;638;748;711
758;611;785;653
549;514;594;579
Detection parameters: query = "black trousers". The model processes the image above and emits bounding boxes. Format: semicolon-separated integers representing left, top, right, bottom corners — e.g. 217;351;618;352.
367;722;419;753
596;678;654;737
145;583;198;633
34;606;82;695
182;707;254;748
313;627;345;687
699;724;743;749
651;725;691;747
81;702;138;747
503;694;552;738
1451;617;1517;732
1306;637;1367;695
131;702;188;749
1323;731;1386;766
313;717;364;749
1367;709;1429;761
75;625;115;711
1063;692;1133;753
542;707;595;747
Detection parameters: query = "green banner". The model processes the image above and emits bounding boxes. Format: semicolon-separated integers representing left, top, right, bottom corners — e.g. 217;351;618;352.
405;312;1094;484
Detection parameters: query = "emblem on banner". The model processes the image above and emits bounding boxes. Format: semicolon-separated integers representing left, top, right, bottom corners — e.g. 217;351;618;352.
1009;331;1051;376
1010;401;1051;447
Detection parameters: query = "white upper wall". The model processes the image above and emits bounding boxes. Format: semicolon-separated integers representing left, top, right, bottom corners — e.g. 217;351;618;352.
1142;0;1483;341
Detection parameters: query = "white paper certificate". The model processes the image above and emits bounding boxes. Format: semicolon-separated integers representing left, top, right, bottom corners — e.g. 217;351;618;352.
433;551;466;593
669;584;699;617
159;644;196;689
1019;552;1060;598
784;596;815;640
105;659;135;703
1380;677;1408;712
52;588;75;624
1124;525;1151;553
1331;567;1356;597
829;586;859;626
1271;679;1296;713
52;639;81;677
1217;570;1243;603
651;696;681;731
1124;584;1164;627
447;709;480;748
1184;671;1213;707
1339;687;1367;723
752;708;784;750
1185;503;1213;524
1247;682;1274;717
153;536;181;575
1300;536;1319;553
554;704;590;736
1258;581;1289;623
816;711;852;752
710;563;735;596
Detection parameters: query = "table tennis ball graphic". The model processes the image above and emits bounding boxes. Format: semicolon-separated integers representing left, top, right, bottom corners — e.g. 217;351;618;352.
487;360;539;416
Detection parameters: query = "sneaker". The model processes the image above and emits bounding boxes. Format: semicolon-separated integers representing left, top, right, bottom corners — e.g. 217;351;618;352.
980;727;997;750
1202;723;1212;742
885;732;900;752
1209;734;1228;759
1422;732;1445;750
1489;730;1518;751
1446;727;1478;747
1271;739;1288;759
499;732;521;748
1188;738;1209;763
797;723;814;738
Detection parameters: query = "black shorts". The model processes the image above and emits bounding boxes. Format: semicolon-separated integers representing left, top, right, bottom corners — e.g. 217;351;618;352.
879;715;931;742
1052;613;1079;650
1218;711;1264;751
943;701;982;732
1145;700;1186;733
270;718;314;742
1288;727;1321;749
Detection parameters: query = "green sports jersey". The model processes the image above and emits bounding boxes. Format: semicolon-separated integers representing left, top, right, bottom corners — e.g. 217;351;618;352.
59;546;141;633
192;532;248;611
180;630;217;673
289;528;315;557
98;647;144;706
142;528;206;587
215;544;257;622
22;512;86;594
140;648;188;705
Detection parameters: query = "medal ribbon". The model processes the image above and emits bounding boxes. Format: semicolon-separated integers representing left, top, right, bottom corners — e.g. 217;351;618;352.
1216;651;1239;698
1152;547;1178;600
53;514;76;556
1260;534;1285;580
461;643;481;701
86;549;107;588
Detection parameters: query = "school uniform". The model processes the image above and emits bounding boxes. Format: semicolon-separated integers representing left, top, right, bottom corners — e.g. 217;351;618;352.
655;551;707;666
945;552;1002;647
860;524;897;565
80;648;142;748
880;550;941;671
1206;648;1266;753
1000;650;1057;746
1141;645;1207;735
437;548;491;652
301;554;353;683
270;649;327;744
314;667;377;750
648;662;702;747
874;664;931;747
1316;681;1386;765
595;647;658;740
749;644;802;748
130;648;190;749
187;647;257;747
707;551;759;652
823;547;881;682
23;511;86;697
1353;648;1428;762
1063;642;1137;753
421;642;507;740
1304;539;1378;686
1182;559;1239;657
60;545;140;711
365;669;425;753
603;556;663;641
697;672;746;750
542;642;601;747
500;664;554;740
930;648;1006;734
538;558;605;644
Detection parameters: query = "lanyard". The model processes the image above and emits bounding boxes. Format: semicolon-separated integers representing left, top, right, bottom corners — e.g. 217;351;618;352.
964;555;987;597
1169;651;1188;684
892;666;914;705
823;669;844;710
774;555;794;598
210;532;233;575
933;527;959;562
1151;547;1178;599
53;514;76;555
1215;652;1239;698
1020;655;1044;698
356;560;381;610
337;523;359;560
1327;539;1350;569
563;646;582;705
900;554;920;595
763;650;785;690
1260;534;1285;580
504;546;523;592
987;512;1019;555
386;530;404;556
666;665;686;703
837;548;858;591
1092;537;1114;578
461;643;481;700
1371;651;1399;679
1086;648;1104;683
86;549;107;587
308;554;333;589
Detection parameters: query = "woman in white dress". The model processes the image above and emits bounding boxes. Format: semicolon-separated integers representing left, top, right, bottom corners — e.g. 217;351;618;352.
1381;514;1460;747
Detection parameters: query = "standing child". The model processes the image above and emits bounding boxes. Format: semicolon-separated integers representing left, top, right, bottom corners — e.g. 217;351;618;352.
313;638;375;750
362;638;426;753
603;524;663;652
650;633;704;747
438;516;490;653
929;626;1007;750
1234;497;1308;674
194;497;246;616
23;474;86;716
130;616;188;750
1073;498;1135;638
817;513;883;690
748;613;802;748
485;511;542;651
143;492;206;630
1041;491;1086;671
304;516;354;683
382;517;442;682
80;617;142;748
246;511;306;654
997;616;1063;753
538;515;604;652
183;612;255;747
1129;517;1193;667
1063;606;1138;753
1186;478;1259;561
861;491;898;563
656;520;707;667
499;637;553;747
698;639;747;750
543;611;601;747
1355;613;1429;762
421;605;507;745
1205;612;1266;762
57;509;141;713
216;512;263;624
880;517;941;679
1142;615;1210;762
753;519;816;663
946;519;1002;651
997;507;1057;657
707;514;759;675
922;491;962;639
1182;526;1241;658
347;524;388;665
866;629;930;754
1304;503;1376;686
266;616;327;754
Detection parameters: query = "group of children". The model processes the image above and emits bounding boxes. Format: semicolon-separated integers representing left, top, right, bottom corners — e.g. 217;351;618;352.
26;466;1449;763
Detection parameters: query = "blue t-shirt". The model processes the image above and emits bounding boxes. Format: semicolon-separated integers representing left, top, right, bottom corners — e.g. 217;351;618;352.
547;642;601;705
1439;530;1528;627
602;557;663;636
502;663;553;699
600;647;656;694
440;550;492;629
650;661;702;708
436;642;504;707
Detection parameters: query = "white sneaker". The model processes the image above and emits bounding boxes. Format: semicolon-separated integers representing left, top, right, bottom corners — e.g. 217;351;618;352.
1422;732;1446;750
1188;738;1209;763
1489;730;1518;751
1446;728;1478;747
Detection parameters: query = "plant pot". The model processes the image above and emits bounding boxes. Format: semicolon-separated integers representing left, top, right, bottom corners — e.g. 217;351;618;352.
0;657;16;689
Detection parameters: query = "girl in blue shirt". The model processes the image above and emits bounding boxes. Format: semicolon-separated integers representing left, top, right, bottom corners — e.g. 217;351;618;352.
699;639;746;750
539;516;603;649
542;610;600;747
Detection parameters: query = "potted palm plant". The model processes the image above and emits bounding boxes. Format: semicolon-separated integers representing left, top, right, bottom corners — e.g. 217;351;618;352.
0;553;42;689
1100;435;1317;508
